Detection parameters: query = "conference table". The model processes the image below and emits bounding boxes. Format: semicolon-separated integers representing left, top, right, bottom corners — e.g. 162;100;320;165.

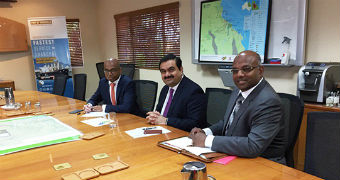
0;91;320;180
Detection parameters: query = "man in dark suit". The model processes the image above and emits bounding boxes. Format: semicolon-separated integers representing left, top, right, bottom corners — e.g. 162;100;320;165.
190;50;286;164
84;59;138;114
146;54;207;132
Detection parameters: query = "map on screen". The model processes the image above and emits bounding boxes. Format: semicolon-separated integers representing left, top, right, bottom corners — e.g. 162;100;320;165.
199;0;270;63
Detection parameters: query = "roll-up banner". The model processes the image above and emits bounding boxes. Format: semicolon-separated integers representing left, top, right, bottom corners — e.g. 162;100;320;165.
27;16;73;98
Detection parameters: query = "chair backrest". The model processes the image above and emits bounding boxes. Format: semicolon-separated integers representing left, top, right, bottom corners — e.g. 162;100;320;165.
304;112;340;180
73;73;87;101
52;74;68;96
96;62;105;80
205;88;232;126
277;93;304;168
277;93;304;167
120;63;135;79
133;80;158;117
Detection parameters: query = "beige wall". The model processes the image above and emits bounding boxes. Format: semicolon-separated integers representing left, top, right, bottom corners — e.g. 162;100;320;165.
1;0;340;100
0;0;101;99
97;0;340;96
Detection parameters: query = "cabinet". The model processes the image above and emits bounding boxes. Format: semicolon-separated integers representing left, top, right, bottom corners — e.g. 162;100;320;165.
0;80;15;90
0;17;28;52
294;103;340;170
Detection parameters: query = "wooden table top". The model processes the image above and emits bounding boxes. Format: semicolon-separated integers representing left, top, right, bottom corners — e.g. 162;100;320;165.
0;91;321;180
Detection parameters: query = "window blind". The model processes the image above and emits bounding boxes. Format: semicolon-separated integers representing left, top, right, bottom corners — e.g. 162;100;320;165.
66;19;84;67
114;2;180;69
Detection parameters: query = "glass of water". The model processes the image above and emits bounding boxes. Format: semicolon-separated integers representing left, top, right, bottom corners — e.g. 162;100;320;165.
108;112;117;129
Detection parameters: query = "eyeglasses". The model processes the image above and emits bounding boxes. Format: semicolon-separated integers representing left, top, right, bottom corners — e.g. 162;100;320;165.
104;68;120;73
231;65;259;74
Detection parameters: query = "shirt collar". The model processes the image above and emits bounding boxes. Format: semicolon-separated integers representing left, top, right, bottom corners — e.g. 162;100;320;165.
168;74;184;92
239;77;263;100
108;75;121;85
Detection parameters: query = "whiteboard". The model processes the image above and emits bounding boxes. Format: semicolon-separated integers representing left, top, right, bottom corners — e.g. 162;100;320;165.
192;0;307;66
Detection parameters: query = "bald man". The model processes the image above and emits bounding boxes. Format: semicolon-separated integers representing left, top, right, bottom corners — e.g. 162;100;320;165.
190;50;286;164
84;59;138;114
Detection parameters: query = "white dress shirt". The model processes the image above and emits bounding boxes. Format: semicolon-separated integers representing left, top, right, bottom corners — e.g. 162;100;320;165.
101;75;121;112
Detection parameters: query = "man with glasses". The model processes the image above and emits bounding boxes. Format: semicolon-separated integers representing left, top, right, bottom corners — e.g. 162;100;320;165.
189;50;286;164
84;59;138;114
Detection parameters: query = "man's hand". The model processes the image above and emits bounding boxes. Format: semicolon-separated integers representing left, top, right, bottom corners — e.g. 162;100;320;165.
146;111;167;125
91;105;103;112
83;104;93;113
189;127;206;147
189;127;204;137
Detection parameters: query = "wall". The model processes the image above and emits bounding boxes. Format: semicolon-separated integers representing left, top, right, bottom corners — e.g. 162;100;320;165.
97;0;340;98
0;0;101;99
1;0;339;101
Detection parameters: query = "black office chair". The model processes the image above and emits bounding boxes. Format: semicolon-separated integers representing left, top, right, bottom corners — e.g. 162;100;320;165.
52;74;68;96
304;112;340;180
73;73;87;101
120;63;135;79
133;80;158;117
96;62;105;80
277;93;304;168
205;88;232;126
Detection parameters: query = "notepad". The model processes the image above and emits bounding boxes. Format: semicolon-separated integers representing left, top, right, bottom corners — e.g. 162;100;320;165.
158;136;227;162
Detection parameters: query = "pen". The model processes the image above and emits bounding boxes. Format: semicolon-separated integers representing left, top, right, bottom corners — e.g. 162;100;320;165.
143;127;157;130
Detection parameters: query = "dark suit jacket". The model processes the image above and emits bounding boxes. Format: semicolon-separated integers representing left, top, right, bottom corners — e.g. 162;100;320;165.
87;75;138;114
209;79;287;160
156;76;207;132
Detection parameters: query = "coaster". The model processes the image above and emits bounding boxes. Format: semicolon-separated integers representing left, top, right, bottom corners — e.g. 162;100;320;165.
53;162;72;171
61;173;82;180
82;131;105;140
92;153;109;160
74;168;100;180
94;161;129;175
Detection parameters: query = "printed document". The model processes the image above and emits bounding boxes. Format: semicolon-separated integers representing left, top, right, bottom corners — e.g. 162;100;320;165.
0;115;82;155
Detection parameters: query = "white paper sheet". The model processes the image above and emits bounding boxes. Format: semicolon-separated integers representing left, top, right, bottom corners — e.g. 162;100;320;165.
81;118;113;127
125;126;171;139
81;112;107;117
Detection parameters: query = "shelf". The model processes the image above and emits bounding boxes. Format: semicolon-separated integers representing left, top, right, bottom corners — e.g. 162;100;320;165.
0;17;28;52
262;64;295;67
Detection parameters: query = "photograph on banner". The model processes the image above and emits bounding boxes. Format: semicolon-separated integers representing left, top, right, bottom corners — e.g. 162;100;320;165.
27;16;74;98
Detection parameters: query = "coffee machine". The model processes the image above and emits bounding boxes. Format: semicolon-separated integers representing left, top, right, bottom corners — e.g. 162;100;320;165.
297;62;340;103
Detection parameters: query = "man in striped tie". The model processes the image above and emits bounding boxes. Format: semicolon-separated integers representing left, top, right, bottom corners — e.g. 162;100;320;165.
84;59;138;114
146;54;207;132
189;50;286;164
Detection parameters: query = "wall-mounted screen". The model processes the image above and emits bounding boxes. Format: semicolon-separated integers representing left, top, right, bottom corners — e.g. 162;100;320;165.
192;0;307;66
198;0;270;63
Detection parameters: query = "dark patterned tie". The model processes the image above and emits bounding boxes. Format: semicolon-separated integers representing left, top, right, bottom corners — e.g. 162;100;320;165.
225;94;244;135
163;88;174;117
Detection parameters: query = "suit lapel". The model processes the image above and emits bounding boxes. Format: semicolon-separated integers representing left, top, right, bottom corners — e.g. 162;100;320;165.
226;79;267;136
116;76;124;104
222;90;239;134
103;79;110;104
